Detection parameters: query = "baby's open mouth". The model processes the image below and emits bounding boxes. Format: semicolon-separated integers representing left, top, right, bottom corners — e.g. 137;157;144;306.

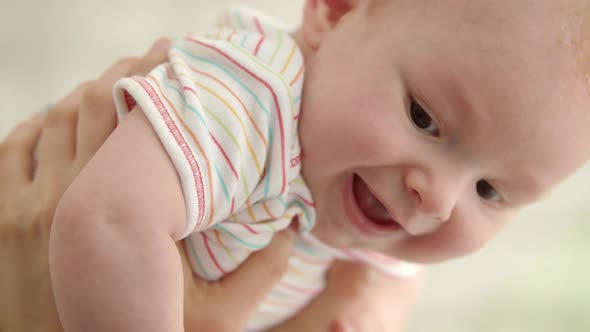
352;174;400;228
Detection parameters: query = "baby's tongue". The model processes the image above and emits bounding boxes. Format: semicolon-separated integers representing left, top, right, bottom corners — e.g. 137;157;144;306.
353;176;393;225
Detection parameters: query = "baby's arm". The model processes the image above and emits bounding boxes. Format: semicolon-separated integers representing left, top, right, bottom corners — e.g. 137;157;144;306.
50;108;187;332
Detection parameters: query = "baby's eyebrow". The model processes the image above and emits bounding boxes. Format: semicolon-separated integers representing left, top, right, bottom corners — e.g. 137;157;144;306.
431;71;489;141
444;77;482;125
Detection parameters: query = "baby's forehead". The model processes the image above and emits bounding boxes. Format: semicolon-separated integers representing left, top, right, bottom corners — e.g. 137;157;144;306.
364;0;590;192
372;0;586;43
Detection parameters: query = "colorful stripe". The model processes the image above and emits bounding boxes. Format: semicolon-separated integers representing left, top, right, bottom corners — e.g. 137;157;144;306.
112;8;412;331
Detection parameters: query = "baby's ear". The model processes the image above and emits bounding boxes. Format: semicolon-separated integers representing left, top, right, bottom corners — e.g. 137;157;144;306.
301;0;359;49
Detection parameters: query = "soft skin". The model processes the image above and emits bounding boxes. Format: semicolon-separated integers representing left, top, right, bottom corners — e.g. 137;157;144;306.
50;0;590;331
0;40;419;332
295;0;590;263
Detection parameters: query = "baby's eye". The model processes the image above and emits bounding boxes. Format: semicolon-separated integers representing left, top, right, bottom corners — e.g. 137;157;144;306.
409;98;439;136
476;180;500;201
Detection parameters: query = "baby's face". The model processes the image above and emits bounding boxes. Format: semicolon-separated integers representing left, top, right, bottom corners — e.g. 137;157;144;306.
297;0;590;263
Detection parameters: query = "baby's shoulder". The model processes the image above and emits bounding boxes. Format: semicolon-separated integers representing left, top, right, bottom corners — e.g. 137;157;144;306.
199;6;304;100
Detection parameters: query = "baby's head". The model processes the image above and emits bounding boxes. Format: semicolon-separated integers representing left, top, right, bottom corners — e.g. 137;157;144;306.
292;0;590;263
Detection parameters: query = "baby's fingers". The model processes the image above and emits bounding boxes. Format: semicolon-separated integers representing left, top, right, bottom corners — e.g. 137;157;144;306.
0;114;45;187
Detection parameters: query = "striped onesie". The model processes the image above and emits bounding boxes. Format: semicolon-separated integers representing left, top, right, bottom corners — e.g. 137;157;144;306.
112;6;418;331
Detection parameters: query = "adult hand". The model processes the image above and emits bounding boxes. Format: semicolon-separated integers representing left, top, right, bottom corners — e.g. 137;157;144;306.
0;37;420;332
0;38;299;332
0;38;171;331
270;260;423;332
180;230;297;331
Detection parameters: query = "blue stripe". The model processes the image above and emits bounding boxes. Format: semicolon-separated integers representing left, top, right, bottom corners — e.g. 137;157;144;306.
277;196;287;207
186;237;211;279
214;165;231;205
292;239;322;256
234;9;246;29
240;33;249;48
172;46;271;116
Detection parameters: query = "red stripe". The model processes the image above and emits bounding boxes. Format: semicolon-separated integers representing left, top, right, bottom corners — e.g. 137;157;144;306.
253;17;264;34
183;86;199;98
292;193;315;208
230;197;236;215
133;77;206;229
253;36;265;56
208;132;239;179
181;83;238;180
186;37;288;194
202;233;226;274
241;224;258;235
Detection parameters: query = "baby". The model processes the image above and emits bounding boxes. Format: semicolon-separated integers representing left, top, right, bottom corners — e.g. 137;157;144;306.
50;0;590;331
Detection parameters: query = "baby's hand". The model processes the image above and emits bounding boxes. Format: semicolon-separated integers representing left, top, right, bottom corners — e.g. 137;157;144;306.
270;260;423;332
327;261;423;332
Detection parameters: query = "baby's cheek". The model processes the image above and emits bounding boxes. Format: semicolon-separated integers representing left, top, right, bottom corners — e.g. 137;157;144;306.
418;219;492;260
449;218;501;256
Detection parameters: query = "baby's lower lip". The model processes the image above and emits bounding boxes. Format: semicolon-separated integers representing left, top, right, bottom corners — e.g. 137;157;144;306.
342;174;402;237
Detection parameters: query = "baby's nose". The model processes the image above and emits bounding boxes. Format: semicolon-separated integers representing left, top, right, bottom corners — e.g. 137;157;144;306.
404;185;457;236
405;168;461;223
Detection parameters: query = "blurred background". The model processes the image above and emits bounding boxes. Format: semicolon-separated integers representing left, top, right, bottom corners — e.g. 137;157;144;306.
1;1;588;331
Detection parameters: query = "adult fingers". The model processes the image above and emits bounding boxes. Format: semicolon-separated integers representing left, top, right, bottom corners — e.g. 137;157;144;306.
74;57;136;162
217;228;296;319
0;114;45;187
35;107;78;180
99;38;170;84
49;79;91;117
76;38;170;162
130;38;171;77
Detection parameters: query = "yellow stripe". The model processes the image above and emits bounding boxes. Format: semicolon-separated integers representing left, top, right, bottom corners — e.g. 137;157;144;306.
280;43;297;75
214;229;238;264
174;61;268;147
228;43;294;115
201;104;243;154
240;169;258;222
269;31;283;66
192;80;263;174
292;178;305;185
261;199;276;219
288;264;305;277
